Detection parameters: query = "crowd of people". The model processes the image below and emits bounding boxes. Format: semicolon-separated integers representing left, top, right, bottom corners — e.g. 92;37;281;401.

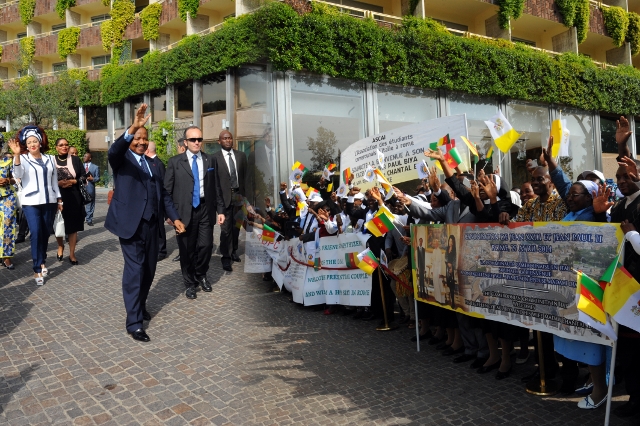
242;117;639;418
1;106;638;419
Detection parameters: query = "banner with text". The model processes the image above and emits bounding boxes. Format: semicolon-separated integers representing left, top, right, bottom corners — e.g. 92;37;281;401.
340;115;468;188
411;222;623;346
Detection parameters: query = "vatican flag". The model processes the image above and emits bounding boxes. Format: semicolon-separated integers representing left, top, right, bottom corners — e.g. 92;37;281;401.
484;111;521;153
550;117;563;158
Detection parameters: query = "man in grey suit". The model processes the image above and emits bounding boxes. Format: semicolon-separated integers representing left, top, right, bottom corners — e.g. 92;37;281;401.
83;152;100;226
213;130;248;272
165;126;222;299
417;237;426;299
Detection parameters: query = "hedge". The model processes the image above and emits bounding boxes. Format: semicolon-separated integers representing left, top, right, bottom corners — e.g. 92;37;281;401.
93;2;640;115
3;129;88;157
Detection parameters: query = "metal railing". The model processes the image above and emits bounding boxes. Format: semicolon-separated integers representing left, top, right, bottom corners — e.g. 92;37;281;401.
312;0;402;25
0;0;18;9
155;22;225;53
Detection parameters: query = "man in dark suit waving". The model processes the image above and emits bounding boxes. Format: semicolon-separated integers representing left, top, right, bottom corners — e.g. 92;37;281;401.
105;104;185;343
213;130;248;272
165;126;222;299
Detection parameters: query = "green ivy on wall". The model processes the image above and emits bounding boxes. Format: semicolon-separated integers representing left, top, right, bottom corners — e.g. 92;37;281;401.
55;0;76;20
178;0;200;22
140;3;163;41
602;6;629;47
148;121;175;164
555;0;590;43
0;46;3;62
94;2;640;116
18;0;36;26
497;0;525;30
101;0;110;6
628;12;640;56
18;36;35;71
58;27;81;59
100;0;135;63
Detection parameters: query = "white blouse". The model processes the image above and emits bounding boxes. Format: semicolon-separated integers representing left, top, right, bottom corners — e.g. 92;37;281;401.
13;153;61;205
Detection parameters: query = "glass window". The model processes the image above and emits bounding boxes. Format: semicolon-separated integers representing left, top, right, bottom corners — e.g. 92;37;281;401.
203;73;226;113
51;23;66;33
151;90;166;122
175;81;193;119
506;101;550;188
52;62;67;73
128;95;144;123
136;48;149;59
376;85;438;133
447;92;498;172
560;108;596;182
602;115;620;182
290;73;364;180
85;106;108;130
17;32;26;39
91;14;111;25
92;55;111;67
236;67;275;213
114;102;125;130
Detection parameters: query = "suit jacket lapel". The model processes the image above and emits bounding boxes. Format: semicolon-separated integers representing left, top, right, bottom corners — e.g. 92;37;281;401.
180;154;194;179
217;150;231;179
126;150;146;181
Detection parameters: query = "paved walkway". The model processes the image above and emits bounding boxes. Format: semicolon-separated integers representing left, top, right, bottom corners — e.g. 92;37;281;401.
0;192;634;425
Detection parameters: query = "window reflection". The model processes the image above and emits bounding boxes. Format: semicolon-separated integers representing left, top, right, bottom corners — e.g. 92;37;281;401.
114;102;125;130
561;108;595;182
175;81;193;119
290;74;364;181
506;101;549;187
377;85;438;133
151;90;166;122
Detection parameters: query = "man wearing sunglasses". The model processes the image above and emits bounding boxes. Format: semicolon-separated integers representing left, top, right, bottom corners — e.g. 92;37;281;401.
165;126;221;299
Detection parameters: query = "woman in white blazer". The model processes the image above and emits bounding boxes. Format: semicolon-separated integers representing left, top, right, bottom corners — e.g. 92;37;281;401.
9;126;62;285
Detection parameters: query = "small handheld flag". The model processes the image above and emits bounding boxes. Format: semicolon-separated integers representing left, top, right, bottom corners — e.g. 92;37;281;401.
336;183;348;198
460;136;479;157
365;208;395;237
417;160;430;179
261;224;277;242
342;168;352;185
364;165;375;182
292;161;308;173
345;252;359;268
356;249;379;275
376;149;385;169
484;111;521;153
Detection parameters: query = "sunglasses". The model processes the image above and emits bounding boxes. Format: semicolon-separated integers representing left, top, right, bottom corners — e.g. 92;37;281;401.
186;138;204;143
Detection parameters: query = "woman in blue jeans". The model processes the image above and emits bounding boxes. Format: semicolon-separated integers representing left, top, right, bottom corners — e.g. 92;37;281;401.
9;126;62;286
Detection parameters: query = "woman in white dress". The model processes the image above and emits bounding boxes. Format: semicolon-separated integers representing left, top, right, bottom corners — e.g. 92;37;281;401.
430;238;446;304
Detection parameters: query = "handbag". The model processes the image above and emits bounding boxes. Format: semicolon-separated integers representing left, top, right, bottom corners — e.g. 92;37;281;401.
79;178;93;205
53;210;65;238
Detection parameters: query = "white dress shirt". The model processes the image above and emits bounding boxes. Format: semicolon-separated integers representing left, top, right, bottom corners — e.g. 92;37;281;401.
187;150;205;197
222;148;239;186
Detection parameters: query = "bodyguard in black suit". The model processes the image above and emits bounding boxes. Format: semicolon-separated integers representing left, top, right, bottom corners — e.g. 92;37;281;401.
165;126;222;299
104;104;185;343
213;130;248;271
145;142;168;260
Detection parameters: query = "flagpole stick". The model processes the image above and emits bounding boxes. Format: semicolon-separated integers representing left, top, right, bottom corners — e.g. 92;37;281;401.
604;320;619;426
526;330;558;396
414;297;420;352
376;266;397;331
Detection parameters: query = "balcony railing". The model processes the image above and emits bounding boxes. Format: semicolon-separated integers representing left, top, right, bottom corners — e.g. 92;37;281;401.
0;0;18;9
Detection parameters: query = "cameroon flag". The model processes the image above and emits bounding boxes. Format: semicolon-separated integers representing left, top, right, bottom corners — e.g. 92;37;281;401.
357;249;379;275
292;161;308;173
261;224;276;242
443;147;464;169
342;168;352;185
365;209;394;237
345;252;359;268
577;270;606;324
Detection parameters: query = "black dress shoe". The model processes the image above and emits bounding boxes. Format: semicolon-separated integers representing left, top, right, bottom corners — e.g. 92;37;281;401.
157;254;167;261
470;357;488;369
435;342;450;350
428;336;445;346
129;329;150;342
57;254;63;261
477;360;501;374
352;310;364;319
198;276;212;292
185;287;197;299
442;346;464;356
15;236;25;244
143;311;151;321
86;221;94;227
231;252;241;262
361;312;376;321
614;400;640;418
172;255;181;262
496;367;512;380
70;259;78;265
453;353;476;363
411;333;430;342
222;262;233;272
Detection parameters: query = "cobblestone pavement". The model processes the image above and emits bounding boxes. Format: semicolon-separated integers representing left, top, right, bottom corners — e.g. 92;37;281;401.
0;191;635;425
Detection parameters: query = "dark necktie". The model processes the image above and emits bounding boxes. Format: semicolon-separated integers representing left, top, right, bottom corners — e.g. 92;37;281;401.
192;154;200;208
140;158;150;175
228;151;238;188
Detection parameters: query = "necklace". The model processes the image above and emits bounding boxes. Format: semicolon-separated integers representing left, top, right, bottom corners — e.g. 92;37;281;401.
56;155;68;162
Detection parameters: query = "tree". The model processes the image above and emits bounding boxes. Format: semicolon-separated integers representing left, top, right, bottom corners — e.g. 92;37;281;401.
0;73;80;129
307;126;338;171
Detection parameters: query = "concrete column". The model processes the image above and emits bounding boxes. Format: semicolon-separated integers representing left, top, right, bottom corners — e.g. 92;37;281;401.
226;69;235;135
78;106;84;130
67;54;81;69
485;14;510;40
26;21;41;37
193;79;202;129
66;10;81;27
552;27;578;54
124;100;131;127
0;66;7;80
413;0;425;18
166;85;175;122
606;43;632;65
186;14;209;35
150;33;170;51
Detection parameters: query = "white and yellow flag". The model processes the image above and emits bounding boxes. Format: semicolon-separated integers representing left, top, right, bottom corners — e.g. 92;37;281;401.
484;111;521;153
